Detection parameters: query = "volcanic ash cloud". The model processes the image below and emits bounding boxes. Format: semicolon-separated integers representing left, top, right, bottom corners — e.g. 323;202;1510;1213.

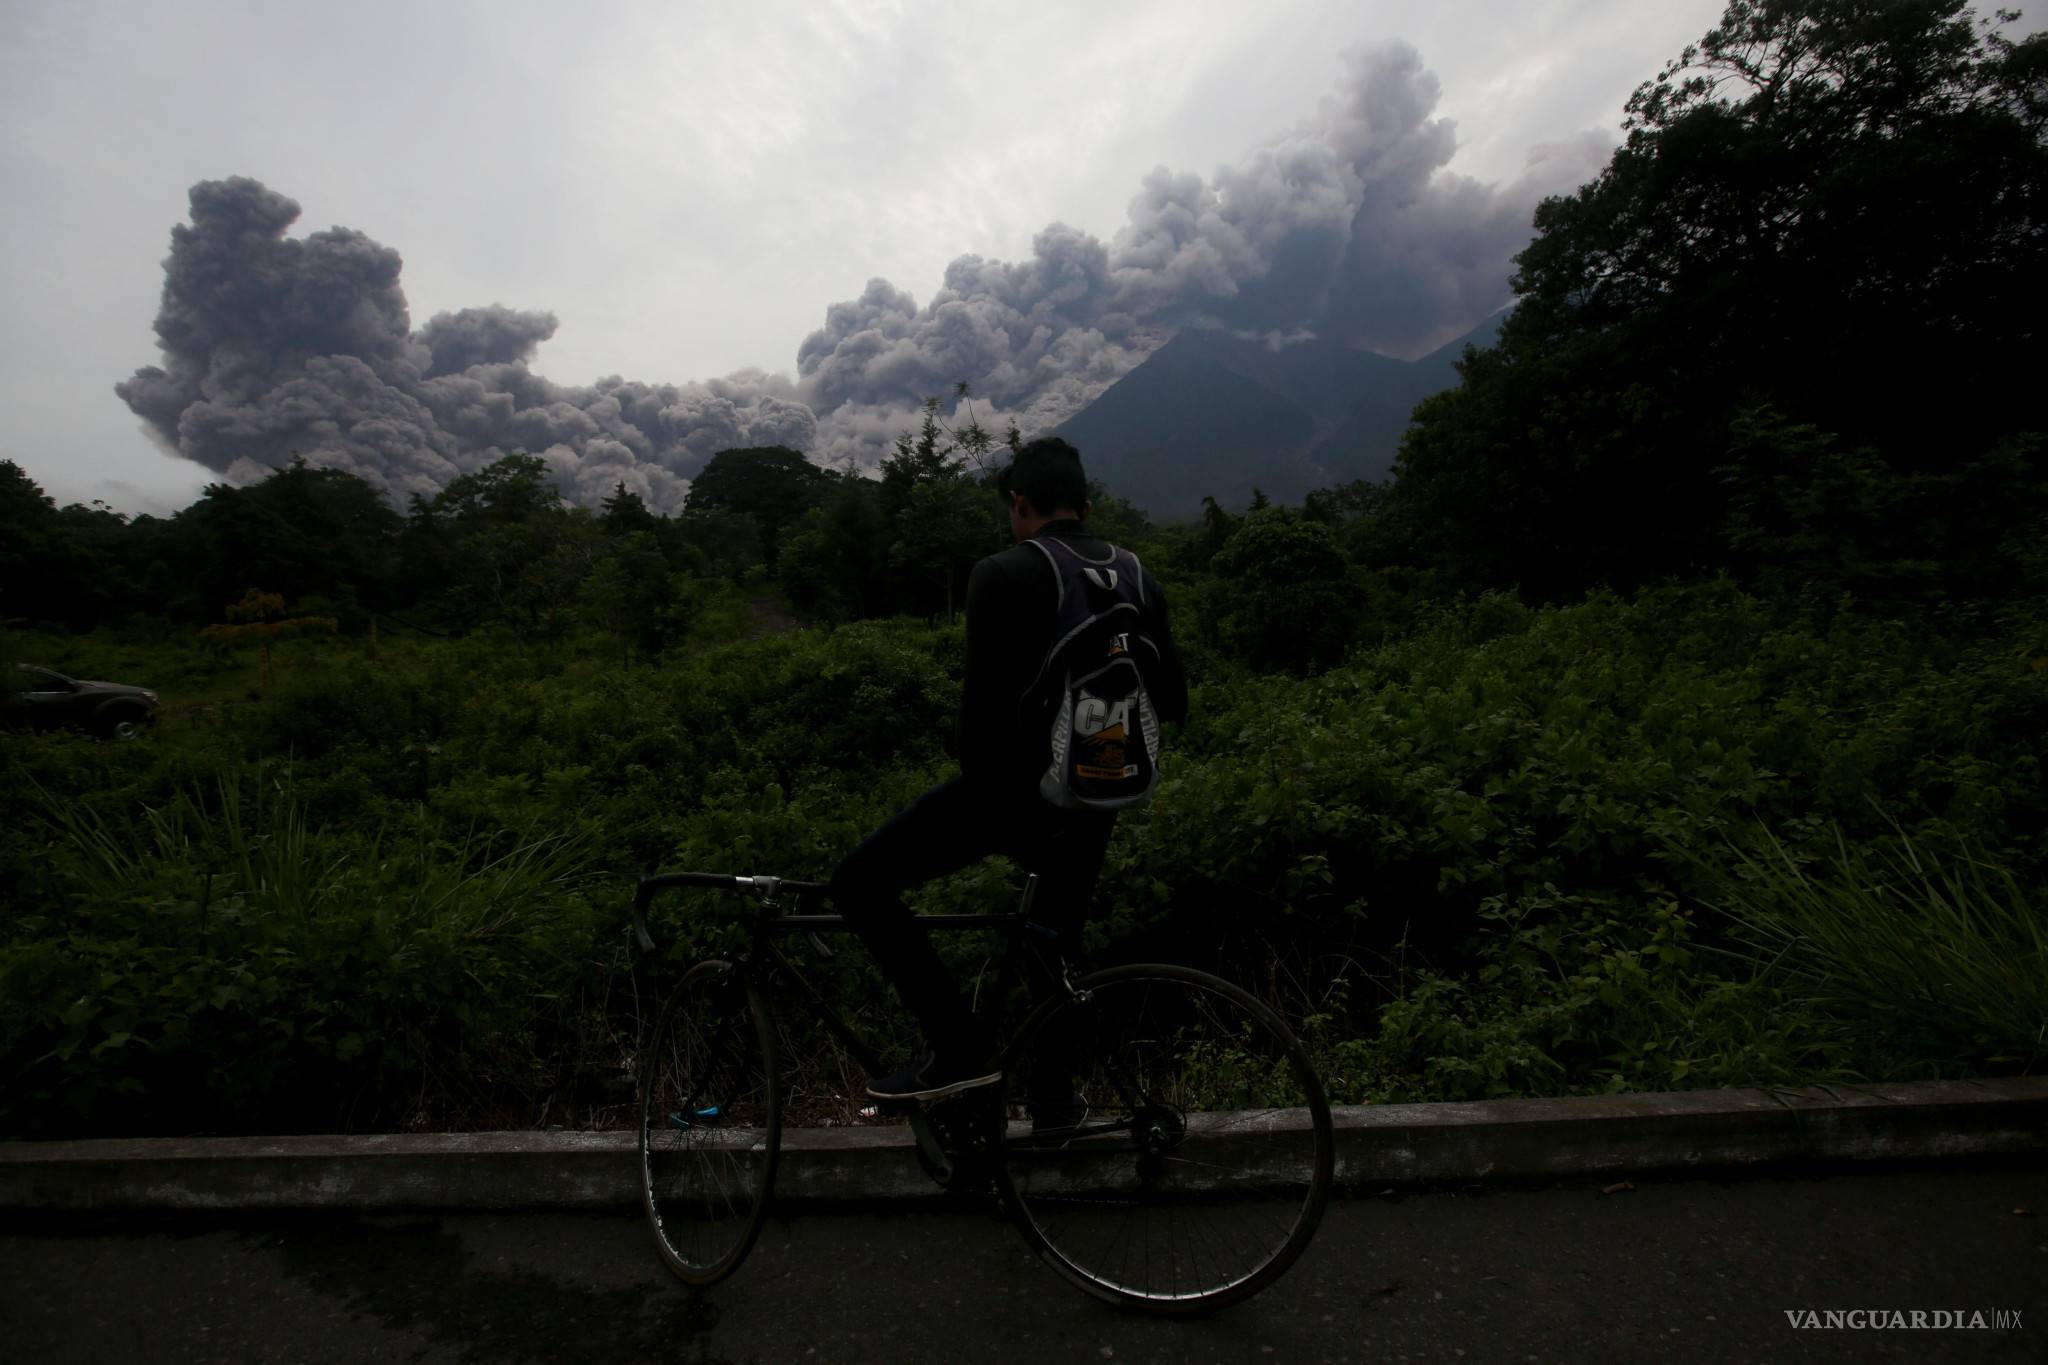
116;177;814;511
117;42;1607;507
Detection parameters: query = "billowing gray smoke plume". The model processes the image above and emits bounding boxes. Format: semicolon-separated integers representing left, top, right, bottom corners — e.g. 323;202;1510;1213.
120;42;1605;508
116;179;815;511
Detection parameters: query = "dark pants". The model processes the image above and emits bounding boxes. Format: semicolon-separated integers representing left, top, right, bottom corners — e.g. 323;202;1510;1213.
828;777;1116;1066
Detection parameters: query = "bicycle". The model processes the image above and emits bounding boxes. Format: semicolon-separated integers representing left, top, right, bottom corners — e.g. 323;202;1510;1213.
629;869;1335;1313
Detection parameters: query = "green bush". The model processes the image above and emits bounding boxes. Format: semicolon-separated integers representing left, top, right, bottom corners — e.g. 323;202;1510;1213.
1094;579;2046;1093
5;576;2043;1136
1207;509;1364;674
2;777;611;1138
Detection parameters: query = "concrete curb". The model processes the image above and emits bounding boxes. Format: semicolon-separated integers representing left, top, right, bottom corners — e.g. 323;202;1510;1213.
3;1077;2041;1212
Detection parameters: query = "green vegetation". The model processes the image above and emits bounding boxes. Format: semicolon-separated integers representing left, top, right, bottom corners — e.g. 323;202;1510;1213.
1366;0;2048;603
5;576;2041;1136
1701;821;2048;1070
2;0;2043;1137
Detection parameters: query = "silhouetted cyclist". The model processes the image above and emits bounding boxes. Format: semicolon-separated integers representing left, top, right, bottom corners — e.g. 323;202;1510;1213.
829;437;1188;1119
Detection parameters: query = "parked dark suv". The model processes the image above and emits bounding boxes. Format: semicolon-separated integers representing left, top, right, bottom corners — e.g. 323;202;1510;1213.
4;664;159;739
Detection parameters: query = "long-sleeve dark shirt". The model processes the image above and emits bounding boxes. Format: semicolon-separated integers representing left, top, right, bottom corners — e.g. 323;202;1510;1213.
956;519;1188;796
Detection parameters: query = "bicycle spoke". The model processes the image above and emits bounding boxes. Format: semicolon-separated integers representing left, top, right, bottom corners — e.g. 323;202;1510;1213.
995;964;1332;1310
638;962;780;1286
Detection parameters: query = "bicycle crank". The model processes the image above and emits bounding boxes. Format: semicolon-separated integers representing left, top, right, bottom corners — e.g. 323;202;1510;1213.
913;1093;1002;1192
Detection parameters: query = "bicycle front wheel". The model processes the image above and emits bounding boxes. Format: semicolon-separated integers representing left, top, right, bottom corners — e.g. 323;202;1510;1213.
994;963;1334;1312
638;959;781;1286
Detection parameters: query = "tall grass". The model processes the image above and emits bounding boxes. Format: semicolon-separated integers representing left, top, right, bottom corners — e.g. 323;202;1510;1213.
3;775;615;1138
1704;822;2047;1073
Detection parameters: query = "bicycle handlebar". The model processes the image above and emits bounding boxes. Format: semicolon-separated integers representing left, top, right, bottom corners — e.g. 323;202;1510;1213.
630;871;832;956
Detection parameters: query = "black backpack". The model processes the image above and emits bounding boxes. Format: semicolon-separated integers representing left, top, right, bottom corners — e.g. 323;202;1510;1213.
1024;536;1165;811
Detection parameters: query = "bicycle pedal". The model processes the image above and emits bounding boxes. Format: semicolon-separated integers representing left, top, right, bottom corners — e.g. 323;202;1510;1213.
926;1103;998;1155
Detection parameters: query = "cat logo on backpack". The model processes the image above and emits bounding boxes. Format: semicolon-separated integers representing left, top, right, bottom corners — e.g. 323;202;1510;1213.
1074;696;1136;781
1027;538;1164;811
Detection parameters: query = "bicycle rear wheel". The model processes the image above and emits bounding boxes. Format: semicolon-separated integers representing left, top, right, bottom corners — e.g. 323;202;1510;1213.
638;959;781;1285
994;963;1334;1312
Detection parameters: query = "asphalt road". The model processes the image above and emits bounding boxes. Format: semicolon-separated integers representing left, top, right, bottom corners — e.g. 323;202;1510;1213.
2;1162;2041;1364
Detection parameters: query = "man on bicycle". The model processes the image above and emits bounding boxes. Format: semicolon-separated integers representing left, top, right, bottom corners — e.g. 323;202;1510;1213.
829;436;1188;1108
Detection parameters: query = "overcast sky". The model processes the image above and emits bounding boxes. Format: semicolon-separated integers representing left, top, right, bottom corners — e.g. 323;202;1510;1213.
0;0;1839;512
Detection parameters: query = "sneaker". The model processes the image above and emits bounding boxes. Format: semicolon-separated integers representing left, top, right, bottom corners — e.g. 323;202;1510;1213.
865;1052;1000;1101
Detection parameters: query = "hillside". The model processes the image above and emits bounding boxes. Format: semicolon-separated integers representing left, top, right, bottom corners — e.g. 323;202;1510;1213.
1058;312;1505;521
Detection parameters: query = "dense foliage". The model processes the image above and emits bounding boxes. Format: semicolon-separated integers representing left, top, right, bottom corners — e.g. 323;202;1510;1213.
5;570;2042;1136
3;0;2043;1137
1371;0;2048;601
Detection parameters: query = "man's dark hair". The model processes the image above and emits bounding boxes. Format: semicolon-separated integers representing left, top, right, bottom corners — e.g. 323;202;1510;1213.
998;437;1088;516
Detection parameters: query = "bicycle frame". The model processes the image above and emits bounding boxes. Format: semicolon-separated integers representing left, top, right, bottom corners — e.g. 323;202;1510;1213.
631;870;1085;1182
631;870;1339;1310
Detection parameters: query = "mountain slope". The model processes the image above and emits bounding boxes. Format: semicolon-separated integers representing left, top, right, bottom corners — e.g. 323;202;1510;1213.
1058;312;1506;521
1053;332;1322;519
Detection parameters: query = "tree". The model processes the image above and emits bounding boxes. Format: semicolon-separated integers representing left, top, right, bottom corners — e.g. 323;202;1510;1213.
671;507;762;581
165;460;402;626
429;454;561;526
888;477;1003;624
779;480;891;621
1718;408;2048;602
1209;509;1363;674
0;461;178;630
871;390;1009;622
598;483;659;537
1188;496;1241;571
578;529;695;665
1383;0;2048;599
880;388;1002;505
1302;481;1385;526
200;588;337;696
403;453;580;636
684;446;829;569
0;461;59;625
1084;480;1153;549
